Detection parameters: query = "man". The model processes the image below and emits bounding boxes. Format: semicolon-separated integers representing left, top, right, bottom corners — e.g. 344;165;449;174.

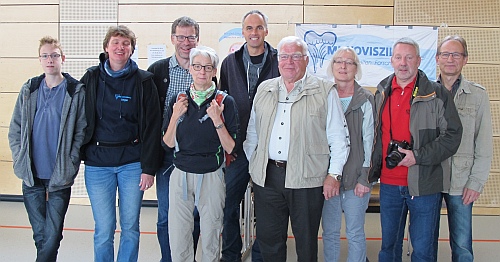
218;10;279;262
8;36;86;262
243;36;349;262
435;35;492;261
368;37;463;262
147;16;203;262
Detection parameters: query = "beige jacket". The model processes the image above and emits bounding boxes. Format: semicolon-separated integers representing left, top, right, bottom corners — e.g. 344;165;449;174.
448;77;493;195
244;74;349;188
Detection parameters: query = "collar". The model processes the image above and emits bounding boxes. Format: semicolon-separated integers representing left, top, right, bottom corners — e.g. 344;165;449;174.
279;72;307;93
438;74;462;96
391;75;417;91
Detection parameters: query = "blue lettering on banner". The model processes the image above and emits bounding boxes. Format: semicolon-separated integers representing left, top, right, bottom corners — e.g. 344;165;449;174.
326;46;392;56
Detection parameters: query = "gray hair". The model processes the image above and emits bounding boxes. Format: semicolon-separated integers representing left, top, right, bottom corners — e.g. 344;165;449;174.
171;16;199;36
437;35;468;57
327;46;363;80
189;46;219;68
277;36;308;55
393;37;420;57
241;10;268;29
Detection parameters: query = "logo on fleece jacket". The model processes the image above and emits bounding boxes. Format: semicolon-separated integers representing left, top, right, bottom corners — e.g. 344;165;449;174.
115;94;132;102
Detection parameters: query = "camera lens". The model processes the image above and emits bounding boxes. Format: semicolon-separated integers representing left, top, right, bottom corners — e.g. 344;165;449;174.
385;152;403;169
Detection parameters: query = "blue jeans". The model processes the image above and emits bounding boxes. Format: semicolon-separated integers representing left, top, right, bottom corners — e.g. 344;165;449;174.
444;193;474;262
322;188;371;262
156;151;200;262
378;183;441;262
22;178;71;262
85;162;144;262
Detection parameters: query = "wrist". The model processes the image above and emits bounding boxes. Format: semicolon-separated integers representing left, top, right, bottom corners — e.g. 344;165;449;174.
214;123;225;129
328;173;342;181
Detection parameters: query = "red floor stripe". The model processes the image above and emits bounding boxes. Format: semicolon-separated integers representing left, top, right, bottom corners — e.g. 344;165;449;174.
2;225;499;243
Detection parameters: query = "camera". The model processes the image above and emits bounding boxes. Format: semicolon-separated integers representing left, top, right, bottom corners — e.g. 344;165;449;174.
385;140;411;169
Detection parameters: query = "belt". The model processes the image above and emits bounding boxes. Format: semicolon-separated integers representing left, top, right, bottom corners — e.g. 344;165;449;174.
268;159;287;168
93;138;139;147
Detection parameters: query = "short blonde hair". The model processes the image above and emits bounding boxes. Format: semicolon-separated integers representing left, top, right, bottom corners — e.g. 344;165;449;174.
326;47;362;80
39;36;63;56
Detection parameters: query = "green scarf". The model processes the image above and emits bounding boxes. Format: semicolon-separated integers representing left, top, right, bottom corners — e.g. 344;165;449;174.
190;82;216;106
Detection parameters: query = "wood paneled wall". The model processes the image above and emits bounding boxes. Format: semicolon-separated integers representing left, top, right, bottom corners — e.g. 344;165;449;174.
1;0;499;210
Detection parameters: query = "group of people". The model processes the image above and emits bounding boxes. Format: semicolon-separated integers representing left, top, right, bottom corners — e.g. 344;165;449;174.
8;8;492;262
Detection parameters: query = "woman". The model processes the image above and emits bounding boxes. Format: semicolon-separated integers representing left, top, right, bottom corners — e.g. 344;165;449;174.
80;25;161;262
163;46;238;262
322;47;375;262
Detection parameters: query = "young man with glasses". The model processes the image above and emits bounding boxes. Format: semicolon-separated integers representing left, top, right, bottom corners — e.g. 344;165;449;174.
148;16;211;262
434;35;492;261
218;10;279;262
8;36;86;262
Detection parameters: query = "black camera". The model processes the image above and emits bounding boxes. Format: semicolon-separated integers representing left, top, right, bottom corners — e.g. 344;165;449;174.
385;140;411;169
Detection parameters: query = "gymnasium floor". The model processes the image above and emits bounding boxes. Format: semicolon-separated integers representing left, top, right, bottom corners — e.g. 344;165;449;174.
0;201;499;261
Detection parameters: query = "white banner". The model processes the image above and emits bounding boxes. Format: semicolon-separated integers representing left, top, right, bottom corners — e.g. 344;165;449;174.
296;24;438;87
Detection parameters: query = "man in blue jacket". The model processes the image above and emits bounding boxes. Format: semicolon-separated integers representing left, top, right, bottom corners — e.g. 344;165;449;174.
218;10;280;262
8;36;86;262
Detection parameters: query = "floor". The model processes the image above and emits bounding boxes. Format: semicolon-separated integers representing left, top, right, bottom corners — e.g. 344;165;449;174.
0;201;499;262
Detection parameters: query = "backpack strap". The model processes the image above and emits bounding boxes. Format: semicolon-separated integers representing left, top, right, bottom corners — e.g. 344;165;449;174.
214;90;228;122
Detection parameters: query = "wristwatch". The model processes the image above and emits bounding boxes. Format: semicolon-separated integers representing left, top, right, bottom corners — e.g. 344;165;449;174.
328;173;342;181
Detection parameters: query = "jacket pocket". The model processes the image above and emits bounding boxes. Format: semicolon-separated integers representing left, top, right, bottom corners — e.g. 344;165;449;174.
304;143;330;178
457;106;476;136
451;155;473;189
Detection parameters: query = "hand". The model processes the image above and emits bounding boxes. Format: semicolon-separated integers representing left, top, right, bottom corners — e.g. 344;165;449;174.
323;175;340;200
207;99;224;124
462;188;480;205
139;173;154;191
354;183;370;198
172;96;188;120
228;152;237;163
397;148;416;167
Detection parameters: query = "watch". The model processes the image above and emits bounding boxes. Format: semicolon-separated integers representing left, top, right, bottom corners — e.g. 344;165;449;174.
328;173;342;181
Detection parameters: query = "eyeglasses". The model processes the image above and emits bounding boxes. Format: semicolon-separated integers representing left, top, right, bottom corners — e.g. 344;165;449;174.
438;52;465;59
172;35;198;42
39;53;61;60
192;64;214;72
333;59;356;66
278;53;306;61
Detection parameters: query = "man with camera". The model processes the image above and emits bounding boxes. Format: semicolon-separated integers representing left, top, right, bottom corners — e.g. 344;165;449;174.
368;37;463;262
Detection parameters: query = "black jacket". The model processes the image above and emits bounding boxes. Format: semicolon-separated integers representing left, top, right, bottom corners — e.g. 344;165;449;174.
219;42;279;152
80;54;162;175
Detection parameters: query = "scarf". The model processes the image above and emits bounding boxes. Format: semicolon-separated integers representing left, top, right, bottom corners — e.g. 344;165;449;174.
190;82;216;106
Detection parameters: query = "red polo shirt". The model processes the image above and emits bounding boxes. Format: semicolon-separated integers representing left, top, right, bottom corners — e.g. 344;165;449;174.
380;76;416;186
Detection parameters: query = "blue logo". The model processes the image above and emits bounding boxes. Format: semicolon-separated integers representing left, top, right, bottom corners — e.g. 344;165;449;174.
115;94;131;102
304;30;337;73
219;28;243;42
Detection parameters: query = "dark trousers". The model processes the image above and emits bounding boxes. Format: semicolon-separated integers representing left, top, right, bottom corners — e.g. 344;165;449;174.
22;178;71;262
221;151;251;262
253;163;324;262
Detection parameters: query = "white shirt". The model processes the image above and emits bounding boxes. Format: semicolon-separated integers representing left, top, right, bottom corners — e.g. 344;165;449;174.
244;75;350;175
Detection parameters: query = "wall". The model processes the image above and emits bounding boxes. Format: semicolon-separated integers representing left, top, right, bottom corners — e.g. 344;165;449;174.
0;0;498;212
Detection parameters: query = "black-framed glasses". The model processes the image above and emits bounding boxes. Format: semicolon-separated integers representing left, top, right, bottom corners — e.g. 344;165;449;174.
39;53;61;60
333;59;356;66
192;64;214;72
278;53;306;61
438;52;465;59
172;34;198;42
